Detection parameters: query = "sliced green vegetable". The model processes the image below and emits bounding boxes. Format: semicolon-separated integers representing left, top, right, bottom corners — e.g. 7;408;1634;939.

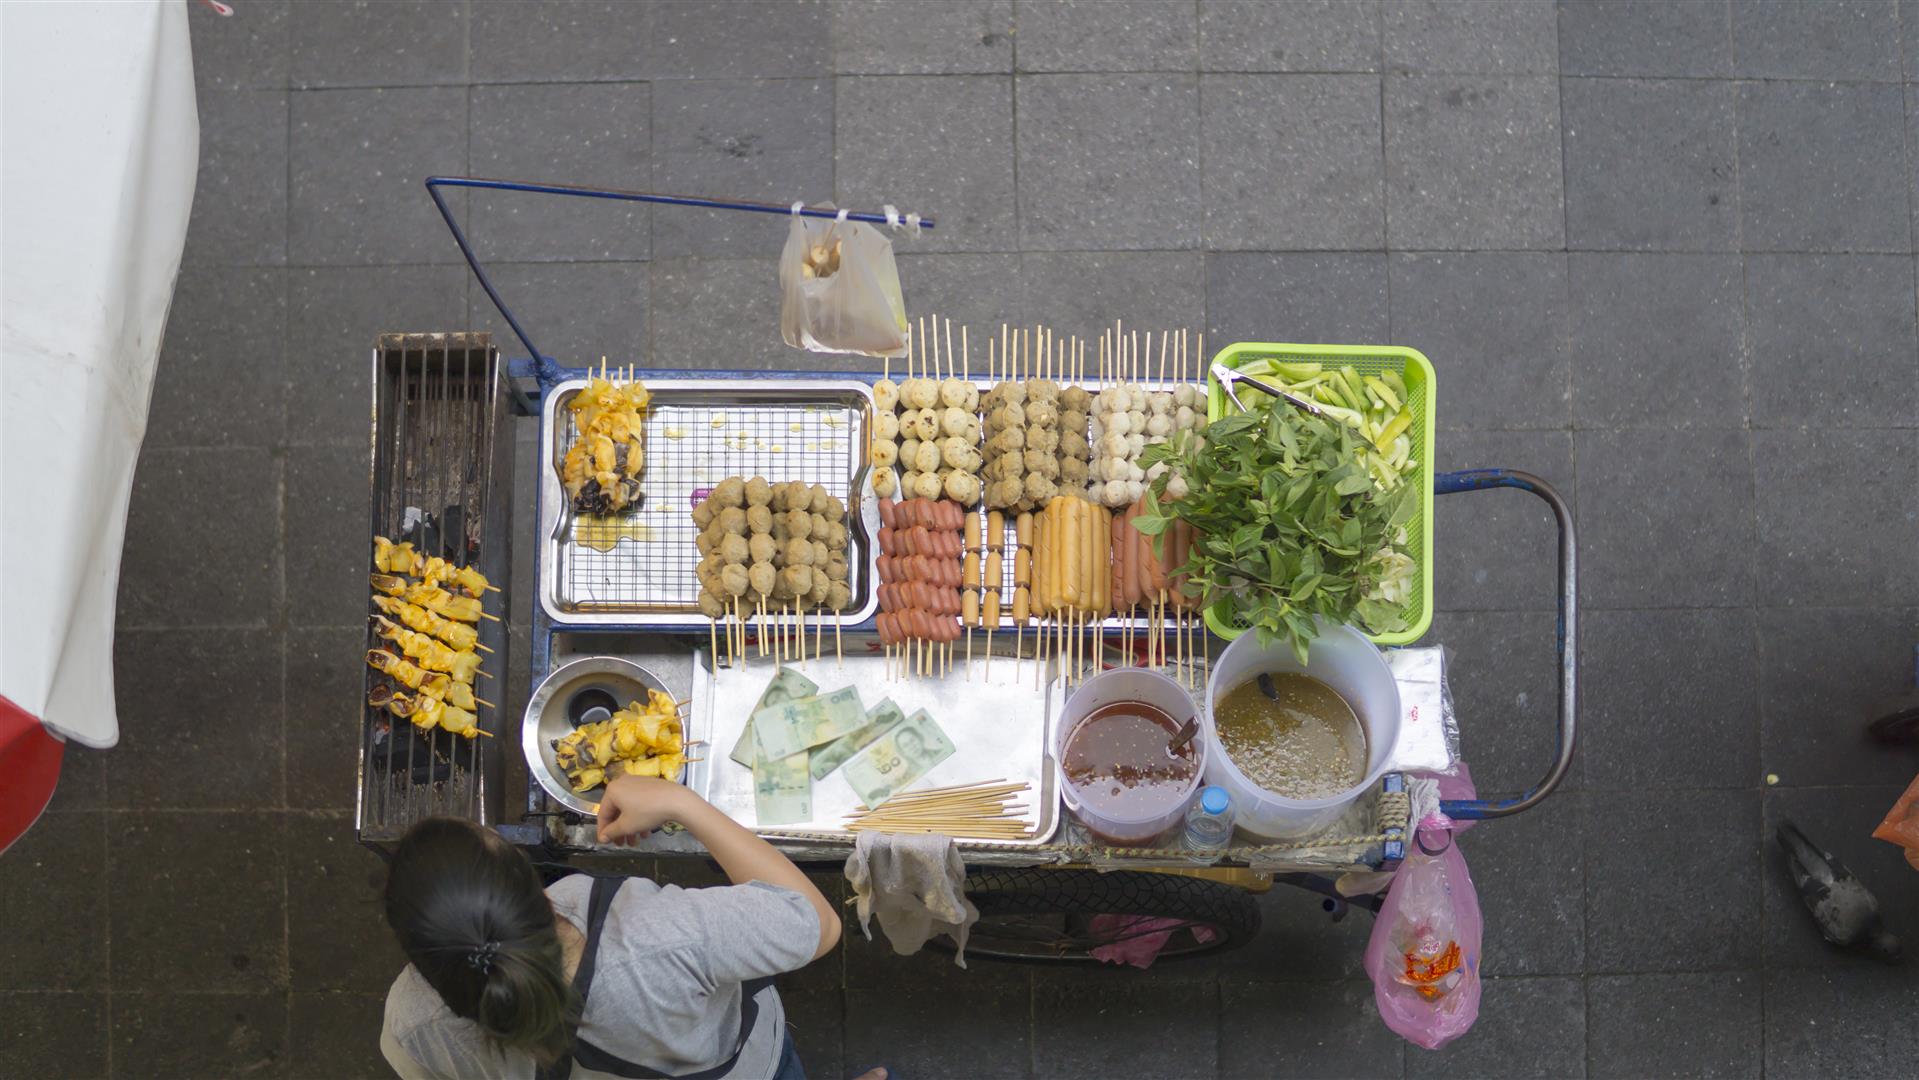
1364;374;1401;412
1376;407;1414;447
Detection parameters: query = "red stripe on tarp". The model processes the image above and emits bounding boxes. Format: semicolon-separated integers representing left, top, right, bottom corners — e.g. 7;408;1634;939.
0;695;63;856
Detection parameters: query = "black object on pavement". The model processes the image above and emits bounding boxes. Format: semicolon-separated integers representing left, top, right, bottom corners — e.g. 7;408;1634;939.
1775;818;1902;962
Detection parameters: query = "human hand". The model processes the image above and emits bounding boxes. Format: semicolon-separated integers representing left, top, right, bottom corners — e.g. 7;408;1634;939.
596;776;698;845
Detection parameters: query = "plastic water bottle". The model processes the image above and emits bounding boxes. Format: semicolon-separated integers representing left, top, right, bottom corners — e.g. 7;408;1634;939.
1181;786;1234;863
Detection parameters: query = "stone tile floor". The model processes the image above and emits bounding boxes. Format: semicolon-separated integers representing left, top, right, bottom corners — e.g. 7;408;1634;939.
6;1;1918;1076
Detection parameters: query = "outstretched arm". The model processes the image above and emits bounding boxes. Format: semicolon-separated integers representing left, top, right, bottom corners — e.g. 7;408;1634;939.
597;776;840;960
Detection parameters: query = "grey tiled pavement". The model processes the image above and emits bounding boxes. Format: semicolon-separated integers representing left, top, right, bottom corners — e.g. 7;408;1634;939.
9;1;1919;1077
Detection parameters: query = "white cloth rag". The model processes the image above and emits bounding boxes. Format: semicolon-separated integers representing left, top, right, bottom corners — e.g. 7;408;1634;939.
844;831;979;967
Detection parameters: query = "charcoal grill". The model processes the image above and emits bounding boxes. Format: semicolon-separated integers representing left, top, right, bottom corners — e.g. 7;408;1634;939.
355;332;516;846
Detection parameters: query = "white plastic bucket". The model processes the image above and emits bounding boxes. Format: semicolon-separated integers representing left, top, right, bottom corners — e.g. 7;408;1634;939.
1055;668;1205;845
1202;622;1401;840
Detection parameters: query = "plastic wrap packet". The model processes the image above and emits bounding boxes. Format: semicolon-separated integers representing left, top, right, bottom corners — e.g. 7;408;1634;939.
1384;646;1457;774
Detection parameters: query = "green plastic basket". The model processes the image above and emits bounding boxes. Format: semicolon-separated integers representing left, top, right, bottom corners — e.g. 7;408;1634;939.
1201;342;1437;647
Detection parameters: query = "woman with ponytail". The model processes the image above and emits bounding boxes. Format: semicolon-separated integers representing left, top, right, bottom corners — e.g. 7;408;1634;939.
379;776;871;1079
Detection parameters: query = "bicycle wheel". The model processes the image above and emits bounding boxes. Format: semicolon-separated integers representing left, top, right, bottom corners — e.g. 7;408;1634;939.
931;868;1261;964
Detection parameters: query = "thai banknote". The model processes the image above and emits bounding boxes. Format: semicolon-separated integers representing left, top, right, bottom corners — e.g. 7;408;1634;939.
841;709;955;807
751;749;812;827
809;697;906;781
751;685;866;762
728;668;819;768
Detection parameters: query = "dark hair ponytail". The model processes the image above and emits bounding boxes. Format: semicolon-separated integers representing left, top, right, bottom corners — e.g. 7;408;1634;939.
384;818;581;1066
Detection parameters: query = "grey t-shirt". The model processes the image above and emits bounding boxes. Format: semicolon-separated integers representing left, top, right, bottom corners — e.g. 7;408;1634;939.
381;874;820;1080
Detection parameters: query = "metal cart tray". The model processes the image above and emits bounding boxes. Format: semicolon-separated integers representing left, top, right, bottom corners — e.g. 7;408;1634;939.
540;378;878;628
695;638;1062;846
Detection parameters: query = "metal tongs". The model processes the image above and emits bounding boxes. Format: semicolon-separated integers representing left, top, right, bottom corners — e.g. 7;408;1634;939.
1211;362;1322;417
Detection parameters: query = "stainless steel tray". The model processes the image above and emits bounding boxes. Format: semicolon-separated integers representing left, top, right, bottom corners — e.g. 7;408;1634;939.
540;378;878;628
695;637;1062;846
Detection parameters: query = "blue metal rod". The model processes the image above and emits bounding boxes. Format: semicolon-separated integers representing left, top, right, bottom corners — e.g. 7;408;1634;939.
425;176;935;394
1430;469;1579;822
427;176;935;229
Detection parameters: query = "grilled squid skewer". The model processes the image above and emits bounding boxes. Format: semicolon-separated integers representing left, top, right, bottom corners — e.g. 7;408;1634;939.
370;573;492;623
371;617;485;682
370;595;482;652
369;685;484;738
372;537;496;595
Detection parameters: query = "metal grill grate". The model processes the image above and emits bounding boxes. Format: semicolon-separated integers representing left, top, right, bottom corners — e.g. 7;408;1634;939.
357;332;514;844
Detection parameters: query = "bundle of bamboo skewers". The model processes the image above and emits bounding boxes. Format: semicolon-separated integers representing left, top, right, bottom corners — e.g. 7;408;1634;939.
844;780;1035;840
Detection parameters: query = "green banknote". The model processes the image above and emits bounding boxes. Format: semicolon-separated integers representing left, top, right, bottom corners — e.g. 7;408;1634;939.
728;668;820;769
751;749;812;827
841;709;955;807
809;697;906;781
751;685;867;762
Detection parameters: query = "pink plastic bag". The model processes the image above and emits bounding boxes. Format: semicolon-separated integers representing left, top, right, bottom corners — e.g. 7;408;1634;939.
1088;915;1218;969
1366;824;1483;1049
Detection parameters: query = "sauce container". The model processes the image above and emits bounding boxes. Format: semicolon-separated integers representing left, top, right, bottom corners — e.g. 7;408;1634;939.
1202;620;1401;840
1056;669;1205;845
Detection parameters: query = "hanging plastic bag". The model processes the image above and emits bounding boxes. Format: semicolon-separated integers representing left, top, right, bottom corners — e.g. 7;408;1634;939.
1872;773;1919;871
779;207;907;357
1366;821;1483;1049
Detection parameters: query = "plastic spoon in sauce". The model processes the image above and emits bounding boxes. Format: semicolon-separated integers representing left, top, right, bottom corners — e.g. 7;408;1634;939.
1257;673;1279;701
1167;718;1199;756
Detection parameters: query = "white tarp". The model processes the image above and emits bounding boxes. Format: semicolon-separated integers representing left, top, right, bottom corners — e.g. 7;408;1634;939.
1;1;199;748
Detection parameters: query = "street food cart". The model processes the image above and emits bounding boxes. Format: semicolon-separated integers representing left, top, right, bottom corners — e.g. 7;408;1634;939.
353;179;1577;965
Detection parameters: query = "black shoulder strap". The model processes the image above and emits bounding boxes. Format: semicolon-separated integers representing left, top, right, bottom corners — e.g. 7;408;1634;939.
542;876;778;1080
570;875;623;1005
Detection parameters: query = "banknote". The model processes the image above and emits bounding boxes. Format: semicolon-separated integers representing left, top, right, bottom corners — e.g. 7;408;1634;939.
751;749;812;827
841;709;955;807
751;685;867;762
809;697;906;781
728;668;820;768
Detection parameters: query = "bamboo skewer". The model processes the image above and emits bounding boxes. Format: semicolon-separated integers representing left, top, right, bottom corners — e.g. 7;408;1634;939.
867;786;1020;813
1041;616;1051;691
1191;611;1200;690
846;781;1034;836
1072;610;1080;687
1174;608;1183;685
1158;589;1169;671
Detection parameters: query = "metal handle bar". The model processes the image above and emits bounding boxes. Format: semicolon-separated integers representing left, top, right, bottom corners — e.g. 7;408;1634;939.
424;176;935;395
1431;468;1577;820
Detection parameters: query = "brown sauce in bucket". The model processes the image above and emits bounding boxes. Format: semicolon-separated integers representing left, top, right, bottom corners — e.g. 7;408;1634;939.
1215;673;1366;800
1063;701;1198;818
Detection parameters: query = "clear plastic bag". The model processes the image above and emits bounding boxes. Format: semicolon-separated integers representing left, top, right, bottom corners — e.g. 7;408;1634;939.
779;209;908;357
1366;821;1483;1049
